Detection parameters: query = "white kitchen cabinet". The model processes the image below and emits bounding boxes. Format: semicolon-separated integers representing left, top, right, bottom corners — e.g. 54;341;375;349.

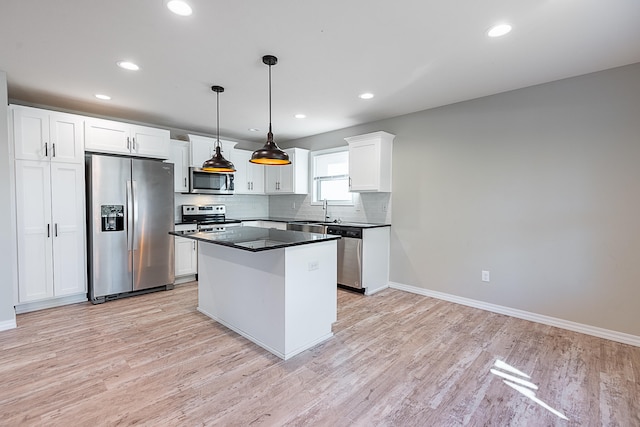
345;131;395;192
85;117;170;159
14;160;86;303
231;149;265;194
168;139;190;192
11;105;84;164
242;220;287;230
174;224;198;280
265;148;309;194
188;134;235;167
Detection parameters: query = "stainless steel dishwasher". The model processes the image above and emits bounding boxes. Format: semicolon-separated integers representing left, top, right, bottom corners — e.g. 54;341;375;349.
326;225;364;291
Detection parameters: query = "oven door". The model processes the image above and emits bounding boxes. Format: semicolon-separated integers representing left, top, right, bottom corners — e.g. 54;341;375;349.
189;168;234;194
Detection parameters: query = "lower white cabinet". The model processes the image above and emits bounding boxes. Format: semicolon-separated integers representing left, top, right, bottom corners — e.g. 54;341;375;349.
14;160;86;303
241;220;287;230
175;224;198;278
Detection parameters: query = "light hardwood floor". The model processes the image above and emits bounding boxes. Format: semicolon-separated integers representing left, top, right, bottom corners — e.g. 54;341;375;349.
1;283;638;426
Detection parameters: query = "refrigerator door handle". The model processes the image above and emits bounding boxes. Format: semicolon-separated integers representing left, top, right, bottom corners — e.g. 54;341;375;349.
126;180;133;251
131;180;139;251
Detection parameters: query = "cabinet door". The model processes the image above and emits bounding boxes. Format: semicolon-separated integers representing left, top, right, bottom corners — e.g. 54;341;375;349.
189;135;213;167
265;166;280;193
175;237;197;276
169;140;190;192
50;163;86;296
14;160;54;302
12;106;49;161
131;125;170;159
230;149;249;194
278;163;294;193
247;161;265;193
50;112;84;164
349;141;379;191
85;118;130;155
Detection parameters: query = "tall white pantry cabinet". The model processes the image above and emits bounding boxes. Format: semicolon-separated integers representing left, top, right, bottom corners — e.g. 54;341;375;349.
11;105;87;309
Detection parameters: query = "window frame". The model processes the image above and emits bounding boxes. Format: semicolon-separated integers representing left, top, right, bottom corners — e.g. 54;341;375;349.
310;146;353;206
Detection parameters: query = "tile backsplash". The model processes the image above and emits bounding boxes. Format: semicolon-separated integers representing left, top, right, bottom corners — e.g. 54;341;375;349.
174;193;269;221
268;192;392;224
174;192;391;224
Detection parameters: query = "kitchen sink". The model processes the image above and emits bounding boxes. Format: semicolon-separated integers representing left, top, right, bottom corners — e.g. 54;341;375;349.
286;222;327;234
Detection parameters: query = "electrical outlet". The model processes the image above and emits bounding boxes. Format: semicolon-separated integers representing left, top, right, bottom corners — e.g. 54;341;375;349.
482;270;490;282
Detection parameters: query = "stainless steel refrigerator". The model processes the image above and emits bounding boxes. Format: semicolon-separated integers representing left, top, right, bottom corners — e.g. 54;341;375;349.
86;154;175;303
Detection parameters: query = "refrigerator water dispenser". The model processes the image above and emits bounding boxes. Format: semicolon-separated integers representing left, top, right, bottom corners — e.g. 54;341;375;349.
101;205;124;231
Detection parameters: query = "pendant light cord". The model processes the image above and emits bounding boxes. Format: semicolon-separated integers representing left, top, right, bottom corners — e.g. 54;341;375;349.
216;90;220;148
268;62;272;133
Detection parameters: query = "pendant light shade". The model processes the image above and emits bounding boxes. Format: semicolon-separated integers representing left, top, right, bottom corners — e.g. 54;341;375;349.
250;55;291;165
202;85;236;172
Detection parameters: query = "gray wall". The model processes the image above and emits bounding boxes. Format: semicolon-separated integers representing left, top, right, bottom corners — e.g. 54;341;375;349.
0;71;17;327
287;62;640;337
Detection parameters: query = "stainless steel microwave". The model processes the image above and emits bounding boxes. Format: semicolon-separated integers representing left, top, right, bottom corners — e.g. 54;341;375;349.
189;167;234;195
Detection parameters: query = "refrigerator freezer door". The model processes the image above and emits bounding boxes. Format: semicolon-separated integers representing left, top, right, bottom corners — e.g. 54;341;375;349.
88;155;132;298
131;159;175;290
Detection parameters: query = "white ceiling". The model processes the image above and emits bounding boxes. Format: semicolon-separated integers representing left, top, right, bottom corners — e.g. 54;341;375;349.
1;0;639;144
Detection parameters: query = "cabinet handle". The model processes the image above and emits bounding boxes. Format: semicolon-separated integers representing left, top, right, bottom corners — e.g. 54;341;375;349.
132;138;136;150
247;182;250;190
184;177;187;187
55;223;58;237
52;143;56;158
44;142;48;157
127;137;131;150
250;182;253;190
193;242;196;250
47;223;50;238
349;177;352;189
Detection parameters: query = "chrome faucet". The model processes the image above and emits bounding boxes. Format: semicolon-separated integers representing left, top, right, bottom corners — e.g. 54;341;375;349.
322;199;330;222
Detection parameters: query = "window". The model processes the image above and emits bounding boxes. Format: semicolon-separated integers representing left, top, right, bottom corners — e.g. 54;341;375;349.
311;148;352;205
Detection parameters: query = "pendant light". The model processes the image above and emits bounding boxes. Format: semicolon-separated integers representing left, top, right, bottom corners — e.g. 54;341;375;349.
250;55;291;165
202;85;236;172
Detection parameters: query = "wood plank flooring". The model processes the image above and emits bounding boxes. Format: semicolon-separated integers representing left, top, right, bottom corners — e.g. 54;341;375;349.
1;283;638;426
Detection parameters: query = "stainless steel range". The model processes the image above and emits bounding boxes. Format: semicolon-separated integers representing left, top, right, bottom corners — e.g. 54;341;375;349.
181;204;241;231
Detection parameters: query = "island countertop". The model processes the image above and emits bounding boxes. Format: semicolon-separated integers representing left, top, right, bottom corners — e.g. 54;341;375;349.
170;226;340;252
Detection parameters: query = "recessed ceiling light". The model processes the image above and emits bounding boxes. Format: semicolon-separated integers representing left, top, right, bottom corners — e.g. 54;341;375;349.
359;93;374;100
166;0;192;16
248;128;260;132
487;24;512;38
294;114;306;119
95;94;111;100
117;61;140;71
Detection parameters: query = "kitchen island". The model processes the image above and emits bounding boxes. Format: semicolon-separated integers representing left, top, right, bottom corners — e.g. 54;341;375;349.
170;227;340;360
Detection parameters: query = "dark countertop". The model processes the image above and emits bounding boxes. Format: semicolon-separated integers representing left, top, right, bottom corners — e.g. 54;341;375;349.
169;226;340;252
229;218;391;229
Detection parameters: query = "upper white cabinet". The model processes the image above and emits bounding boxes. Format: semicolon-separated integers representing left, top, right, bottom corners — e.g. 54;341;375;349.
345;131;395;192
265;148;309;194
168;139;190;192
11;105;84;164
85;117;170;159
231;149;265;194
14;160;86;303
188;134;235;167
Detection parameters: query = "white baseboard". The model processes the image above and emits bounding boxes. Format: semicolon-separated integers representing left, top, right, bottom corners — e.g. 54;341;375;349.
0;318;17;331
389;281;640;348
15;293;88;314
